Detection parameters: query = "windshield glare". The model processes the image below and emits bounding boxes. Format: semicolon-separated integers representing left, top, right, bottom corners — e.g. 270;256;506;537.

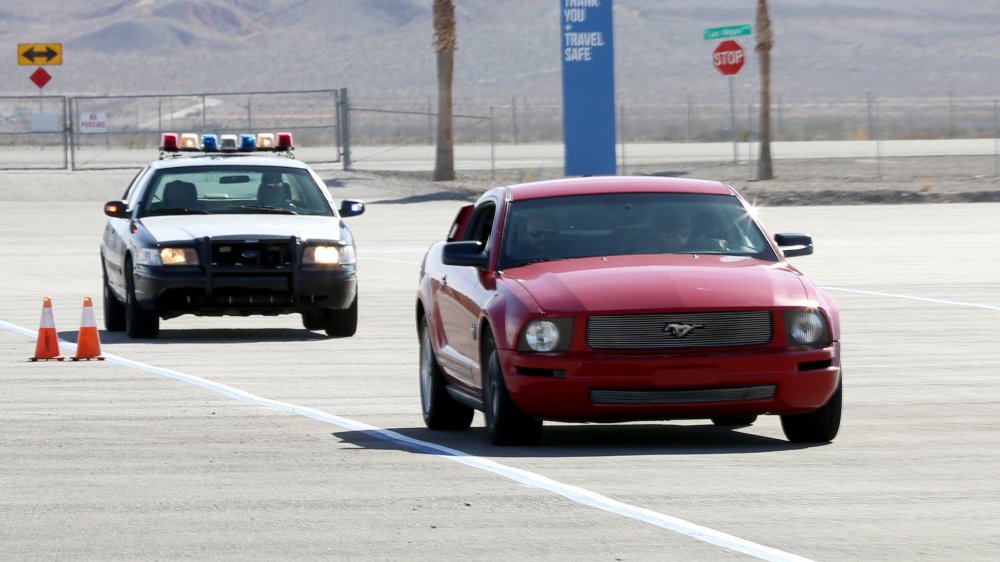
138;166;333;217
499;193;776;268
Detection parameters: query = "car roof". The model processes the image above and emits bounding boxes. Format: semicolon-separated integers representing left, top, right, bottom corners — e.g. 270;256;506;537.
503;176;737;201
148;154;313;171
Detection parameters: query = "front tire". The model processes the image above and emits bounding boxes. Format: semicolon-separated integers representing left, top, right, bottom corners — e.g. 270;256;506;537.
482;331;542;446
781;380;842;443
125;260;159;339
103;270;126;332
322;296;358;338
419;318;474;430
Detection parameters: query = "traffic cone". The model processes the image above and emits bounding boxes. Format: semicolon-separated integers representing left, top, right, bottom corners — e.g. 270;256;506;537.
30;297;64;361
72;296;104;361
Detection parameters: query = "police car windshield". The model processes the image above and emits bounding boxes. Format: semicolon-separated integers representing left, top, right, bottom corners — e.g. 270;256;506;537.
139;166;334;217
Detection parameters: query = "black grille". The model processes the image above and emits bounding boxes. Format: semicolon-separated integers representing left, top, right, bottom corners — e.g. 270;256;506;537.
210;239;294;269
587;311;772;350
591;385;776;404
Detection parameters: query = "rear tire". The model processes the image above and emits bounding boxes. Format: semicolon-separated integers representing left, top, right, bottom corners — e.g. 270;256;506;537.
482;331;542;446
419;318;474;430
125;260;159;339
323;296;358;338
781;380;842;443
103;271;126;332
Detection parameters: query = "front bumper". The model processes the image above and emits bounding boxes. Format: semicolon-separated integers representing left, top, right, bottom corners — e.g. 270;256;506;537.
134;264;357;318
500;342;841;422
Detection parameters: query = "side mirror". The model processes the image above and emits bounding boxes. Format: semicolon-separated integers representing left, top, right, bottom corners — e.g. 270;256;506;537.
103;200;129;219
339;199;365;218
442;241;489;268
774;233;813;258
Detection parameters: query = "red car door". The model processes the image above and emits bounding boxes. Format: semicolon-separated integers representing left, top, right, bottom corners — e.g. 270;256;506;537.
432;199;499;387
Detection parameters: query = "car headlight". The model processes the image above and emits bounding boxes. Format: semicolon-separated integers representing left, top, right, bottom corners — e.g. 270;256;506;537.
304;244;355;265
785;310;831;346
518;317;573;352
137;247;199;266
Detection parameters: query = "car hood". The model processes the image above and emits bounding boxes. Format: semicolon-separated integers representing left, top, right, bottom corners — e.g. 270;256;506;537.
505;254;811;313
139;215;345;242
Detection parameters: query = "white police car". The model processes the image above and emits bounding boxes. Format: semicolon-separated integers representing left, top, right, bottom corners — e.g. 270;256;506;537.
100;132;365;338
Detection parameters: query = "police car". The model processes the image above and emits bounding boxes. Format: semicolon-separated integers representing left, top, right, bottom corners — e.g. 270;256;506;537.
100;132;365;338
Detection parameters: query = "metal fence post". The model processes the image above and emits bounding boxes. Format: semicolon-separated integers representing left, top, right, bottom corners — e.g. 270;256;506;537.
62;96;69;170
339;87;352;170
490;106;496;180
511;95;518;145
994;100;998;177
747;102;753;180
69;97;76;171
619;104;627;174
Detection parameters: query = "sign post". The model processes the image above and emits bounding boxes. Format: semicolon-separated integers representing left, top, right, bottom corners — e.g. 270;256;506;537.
560;0;616;176
710;37;747;163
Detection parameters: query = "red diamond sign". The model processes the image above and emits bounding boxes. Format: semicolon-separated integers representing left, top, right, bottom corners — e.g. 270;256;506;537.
30;67;52;89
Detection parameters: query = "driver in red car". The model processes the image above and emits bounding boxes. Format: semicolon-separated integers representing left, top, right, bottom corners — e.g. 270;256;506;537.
515;214;559;258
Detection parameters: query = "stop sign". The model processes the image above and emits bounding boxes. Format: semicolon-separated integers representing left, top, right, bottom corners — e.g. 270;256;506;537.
712;40;745;76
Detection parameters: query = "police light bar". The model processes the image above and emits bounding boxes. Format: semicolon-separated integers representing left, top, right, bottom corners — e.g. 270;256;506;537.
159;131;294;156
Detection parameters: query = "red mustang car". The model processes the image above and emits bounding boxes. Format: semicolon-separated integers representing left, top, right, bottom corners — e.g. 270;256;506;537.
416;176;841;446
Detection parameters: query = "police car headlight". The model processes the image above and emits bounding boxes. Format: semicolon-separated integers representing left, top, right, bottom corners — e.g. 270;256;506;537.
518;318;573;352
304;244;355;265
785;310;831;346
137;247;199;266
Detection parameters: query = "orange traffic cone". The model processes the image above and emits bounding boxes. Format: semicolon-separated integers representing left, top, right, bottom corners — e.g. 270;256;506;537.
72;296;105;361
30;297;64;361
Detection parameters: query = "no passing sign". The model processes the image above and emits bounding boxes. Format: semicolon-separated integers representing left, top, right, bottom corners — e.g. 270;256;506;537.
712;40;745;76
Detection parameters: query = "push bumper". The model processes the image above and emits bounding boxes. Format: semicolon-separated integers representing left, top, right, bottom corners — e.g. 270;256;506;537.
134;264;357;317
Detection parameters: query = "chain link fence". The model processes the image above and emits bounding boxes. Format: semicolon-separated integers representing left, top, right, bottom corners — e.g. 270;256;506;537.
1;90;998;178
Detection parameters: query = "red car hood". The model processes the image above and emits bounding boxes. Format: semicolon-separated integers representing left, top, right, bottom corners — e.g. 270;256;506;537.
505;255;810;313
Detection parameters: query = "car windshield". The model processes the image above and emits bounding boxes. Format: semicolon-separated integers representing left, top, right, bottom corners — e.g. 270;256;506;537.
137;165;334;217
499;192;777;268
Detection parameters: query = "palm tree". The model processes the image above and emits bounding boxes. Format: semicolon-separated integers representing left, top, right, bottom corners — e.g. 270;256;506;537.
755;0;774;180
433;0;456;181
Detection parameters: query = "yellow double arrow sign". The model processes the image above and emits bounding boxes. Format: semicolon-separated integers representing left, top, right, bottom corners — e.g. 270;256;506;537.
18;43;62;66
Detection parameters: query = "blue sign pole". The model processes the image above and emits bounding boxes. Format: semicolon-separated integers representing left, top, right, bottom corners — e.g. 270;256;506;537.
560;0;616;176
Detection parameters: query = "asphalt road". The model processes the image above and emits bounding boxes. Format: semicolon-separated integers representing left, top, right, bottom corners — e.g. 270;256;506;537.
1;173;998;561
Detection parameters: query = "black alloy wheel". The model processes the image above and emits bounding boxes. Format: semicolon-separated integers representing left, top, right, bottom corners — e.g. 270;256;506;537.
419;318;474;430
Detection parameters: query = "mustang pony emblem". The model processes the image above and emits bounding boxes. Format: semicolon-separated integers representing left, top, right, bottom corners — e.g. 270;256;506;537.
663;322;704;338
